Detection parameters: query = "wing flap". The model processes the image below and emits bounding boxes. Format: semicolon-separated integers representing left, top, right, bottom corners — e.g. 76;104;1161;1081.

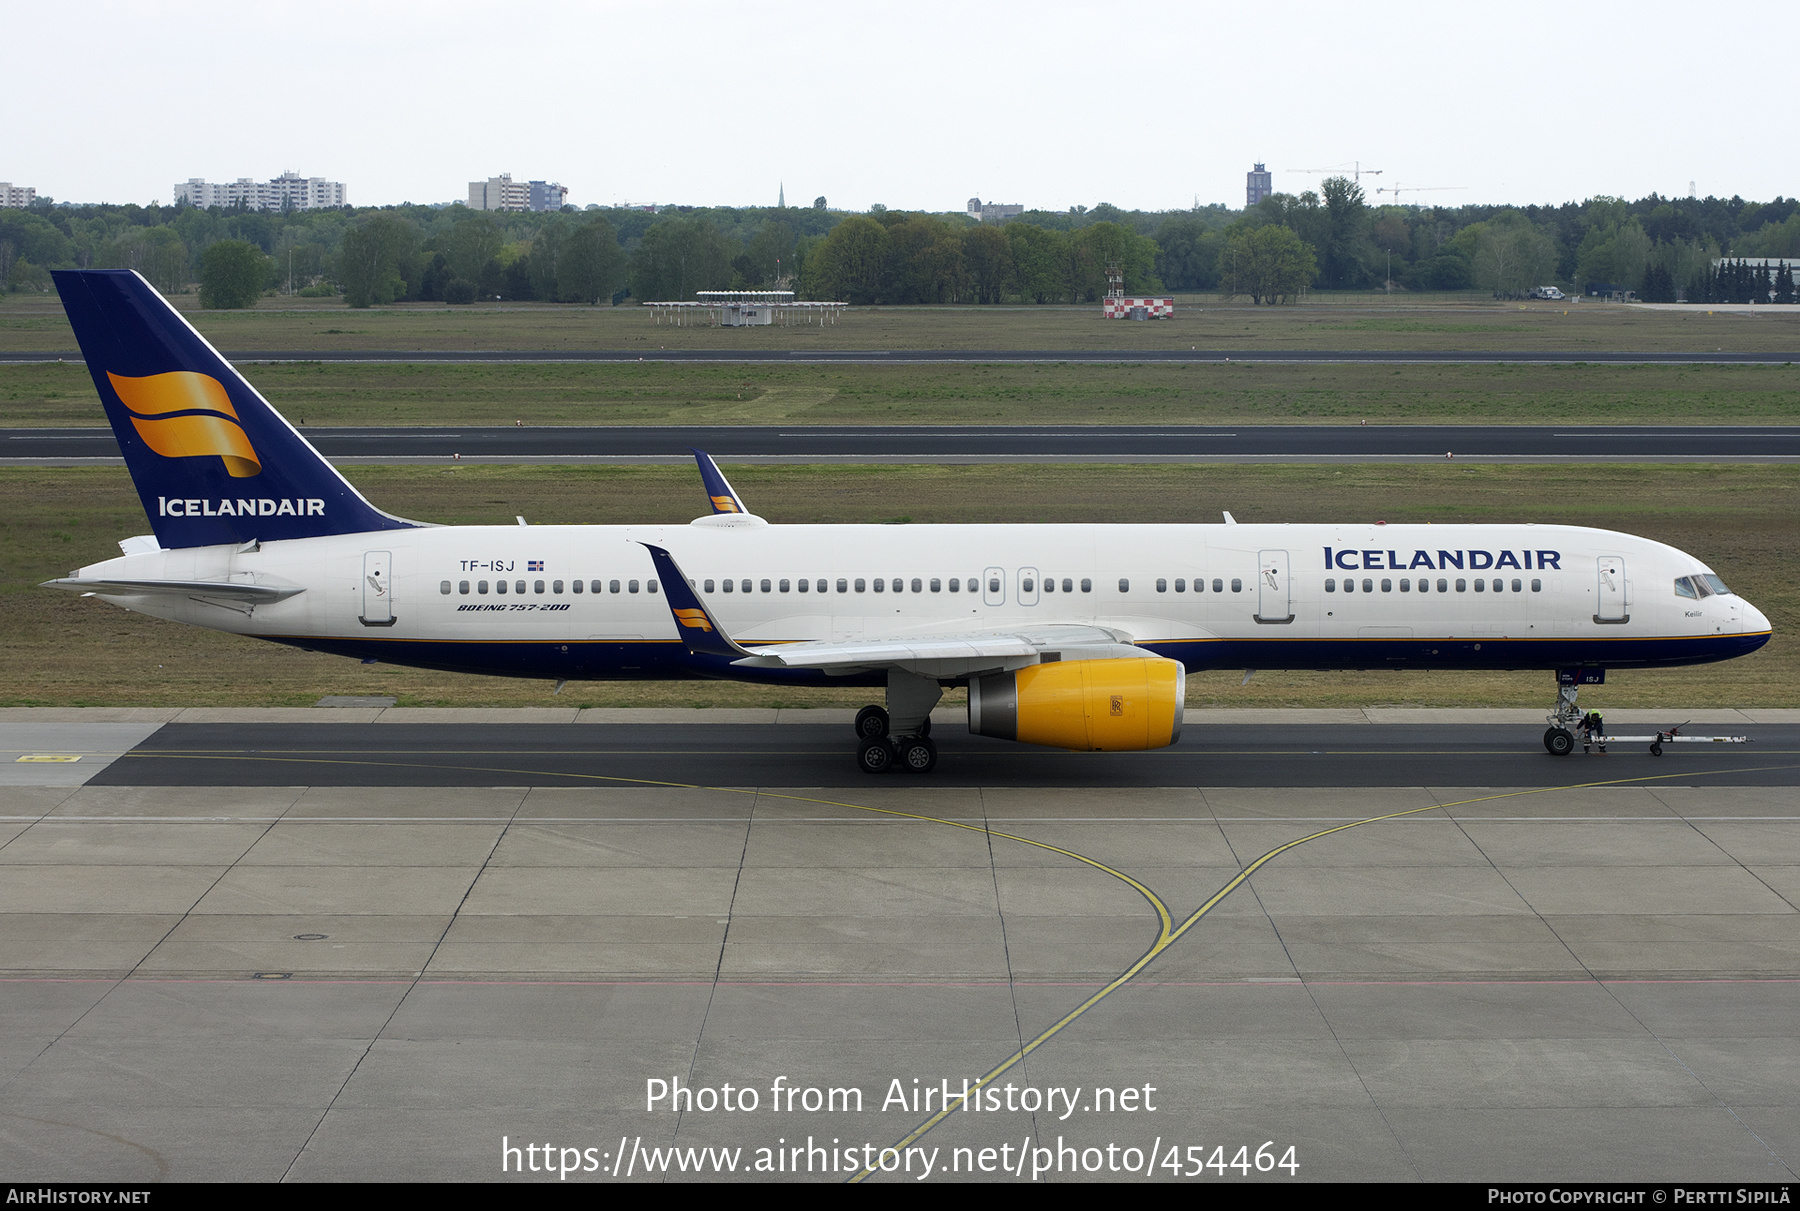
734;624;1137;670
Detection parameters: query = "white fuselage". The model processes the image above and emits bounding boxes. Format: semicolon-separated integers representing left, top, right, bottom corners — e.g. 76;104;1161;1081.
68;520;1770;683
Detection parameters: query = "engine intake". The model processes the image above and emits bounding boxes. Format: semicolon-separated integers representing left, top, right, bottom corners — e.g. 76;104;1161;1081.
968;657;1185;751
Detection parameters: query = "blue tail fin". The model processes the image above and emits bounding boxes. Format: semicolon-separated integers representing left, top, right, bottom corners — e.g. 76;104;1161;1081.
53;269;418;548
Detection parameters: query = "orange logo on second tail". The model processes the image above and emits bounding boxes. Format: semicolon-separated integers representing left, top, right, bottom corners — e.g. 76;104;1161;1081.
107;371;261;478
673;608;714;632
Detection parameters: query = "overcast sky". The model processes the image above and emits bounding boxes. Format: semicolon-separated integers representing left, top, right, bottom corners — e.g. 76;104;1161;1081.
11;1;1795;213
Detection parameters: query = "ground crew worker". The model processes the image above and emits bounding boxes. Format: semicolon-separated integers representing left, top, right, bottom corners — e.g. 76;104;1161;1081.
1581;710;1606;754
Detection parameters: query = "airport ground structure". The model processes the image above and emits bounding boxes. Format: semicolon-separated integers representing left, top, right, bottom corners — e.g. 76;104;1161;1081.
1;707;1797;1182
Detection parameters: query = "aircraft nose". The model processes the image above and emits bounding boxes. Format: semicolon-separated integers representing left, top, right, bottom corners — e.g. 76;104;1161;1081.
1742;598;1772;635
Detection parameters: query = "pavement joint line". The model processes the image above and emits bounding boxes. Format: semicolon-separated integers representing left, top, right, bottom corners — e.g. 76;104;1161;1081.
847;757;1800;1183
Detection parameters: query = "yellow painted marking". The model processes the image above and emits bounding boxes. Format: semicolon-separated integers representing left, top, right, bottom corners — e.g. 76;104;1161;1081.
15;755;81;763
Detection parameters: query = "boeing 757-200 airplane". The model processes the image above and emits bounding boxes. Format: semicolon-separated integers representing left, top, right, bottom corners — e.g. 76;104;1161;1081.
44;270;1771;773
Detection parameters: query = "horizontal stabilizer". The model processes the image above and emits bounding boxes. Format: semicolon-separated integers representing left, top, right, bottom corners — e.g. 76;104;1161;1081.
42;577;304;604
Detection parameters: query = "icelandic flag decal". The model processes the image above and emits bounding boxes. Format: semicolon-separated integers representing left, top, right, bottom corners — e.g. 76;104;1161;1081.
528;560;544;571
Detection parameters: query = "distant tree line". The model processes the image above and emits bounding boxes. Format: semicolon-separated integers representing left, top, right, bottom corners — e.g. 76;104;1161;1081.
2;188;1797;307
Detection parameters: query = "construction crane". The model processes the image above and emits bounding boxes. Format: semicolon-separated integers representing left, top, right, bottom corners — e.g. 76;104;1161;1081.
1375;184;1466;203
1294;161;1385;184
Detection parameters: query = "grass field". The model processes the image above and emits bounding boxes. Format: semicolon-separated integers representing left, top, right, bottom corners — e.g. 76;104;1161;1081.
8;359;1800;428
4;290;1799;354
2;463;1790;710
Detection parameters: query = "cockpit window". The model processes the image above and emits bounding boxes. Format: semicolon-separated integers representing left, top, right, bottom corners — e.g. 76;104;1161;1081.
1701;574;1731;596
1674;577;1698;600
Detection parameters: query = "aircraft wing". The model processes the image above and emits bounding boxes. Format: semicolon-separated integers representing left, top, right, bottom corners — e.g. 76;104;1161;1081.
42;577;304;604
734;625;1140;673
641;543;1147;674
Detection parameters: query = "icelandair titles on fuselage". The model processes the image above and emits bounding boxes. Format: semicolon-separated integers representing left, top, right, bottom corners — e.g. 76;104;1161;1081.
159;496;325;517
1325;546;1562;572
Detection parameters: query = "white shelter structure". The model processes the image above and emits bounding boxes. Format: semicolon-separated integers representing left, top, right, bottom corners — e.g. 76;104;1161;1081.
644;290;848;327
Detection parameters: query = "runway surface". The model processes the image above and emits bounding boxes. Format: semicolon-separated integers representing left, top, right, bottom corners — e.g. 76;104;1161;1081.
92;722;1800;788
11;423;1800;466
6;347;1799;365
5;717;1796;1183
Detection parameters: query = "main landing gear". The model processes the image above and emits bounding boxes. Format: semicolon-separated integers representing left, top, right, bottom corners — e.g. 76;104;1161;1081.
854;672;941;775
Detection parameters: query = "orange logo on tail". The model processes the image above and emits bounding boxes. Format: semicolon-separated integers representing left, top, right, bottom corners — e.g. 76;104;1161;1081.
710;495;739;513
673;608;713;632
107;371;261;478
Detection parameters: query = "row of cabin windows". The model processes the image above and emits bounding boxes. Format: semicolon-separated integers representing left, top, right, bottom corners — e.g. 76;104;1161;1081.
441;579;659;596
1326;577;1541;594
1150;578;1244;594
698;576;1103;594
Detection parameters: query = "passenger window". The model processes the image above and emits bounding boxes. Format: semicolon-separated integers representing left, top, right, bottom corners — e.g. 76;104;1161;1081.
1417;578;1428;593
704;579;715;593
1212;578;1223;593
1325;578;1336;592
1531;579;1542;592
1511;578;1522;593
1381;579;1392;593
648;580;658;594
1455;579;1467;592
721;579;733;593
855;578;866;593
516;580;526;594
1674;577;1697;599
989;577;1001;593
1081;578;1093;593
739;579;750;593
572;580;583;594
873;578;884;592
1062;578;1073;593
1361;578;1371;593
930;578;941;592
459;580;470;595
609;580;620;594
797;578;808;592
628;580;640;593
911;578;922;593
1400;578;1410;592
779;579;790;592
1232;579;1243;593
1437;579;1448;593
815;579;826;593
837;578;848;593
1174;578;1185;592
1155;578;1167;593
1045;577;1057;592
1344;578;1355;594
497;580;508;594
479;580;489;594
440;580;451;595
554;580;564;594
761;579;772;593
1022;576;1035;592
534;580;545;594
1118;578;1129;593
1474;579;1485;592
949;578;960;592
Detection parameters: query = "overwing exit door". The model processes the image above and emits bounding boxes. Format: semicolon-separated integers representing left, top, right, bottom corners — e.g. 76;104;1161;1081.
361;551;395;627
1255;549;1293;624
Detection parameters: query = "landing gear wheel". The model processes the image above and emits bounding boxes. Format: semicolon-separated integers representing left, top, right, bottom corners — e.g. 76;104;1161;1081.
856;737;897;774
1545;727;1575;756
1650;742;1664;757
897;736;938;774
854;705;890;739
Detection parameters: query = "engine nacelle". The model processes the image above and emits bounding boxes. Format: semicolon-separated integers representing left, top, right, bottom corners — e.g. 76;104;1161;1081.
967;657;1185;751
